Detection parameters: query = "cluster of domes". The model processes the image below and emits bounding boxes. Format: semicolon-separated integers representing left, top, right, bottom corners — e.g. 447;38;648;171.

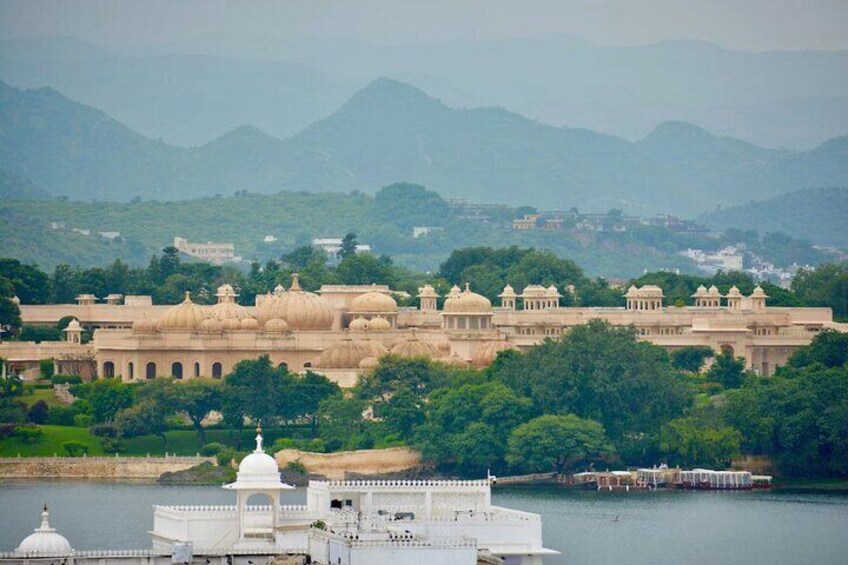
443;283;492;313
389;336;441;358
318;337;388;368
349;316;391;331
257;274;333;331
208;284;252;322
160;292;207;330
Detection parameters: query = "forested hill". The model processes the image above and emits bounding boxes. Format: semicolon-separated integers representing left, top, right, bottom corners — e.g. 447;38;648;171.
2;79;848;216
698;187;848;248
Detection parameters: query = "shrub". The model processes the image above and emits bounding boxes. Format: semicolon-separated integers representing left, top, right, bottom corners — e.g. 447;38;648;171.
272;438;298;452
46;405;78;426
39;359;55;379
18;326;62;343
62;440;89;456
101;437;125;454
14;425;43;443
201;442;226;456
89;423;116;437
216;448;237;467
324;438;343;452
73;413;93;427
27;400;49;424
0;399;28;423
286;460;307;475
51;375;83;385
0;423;18;438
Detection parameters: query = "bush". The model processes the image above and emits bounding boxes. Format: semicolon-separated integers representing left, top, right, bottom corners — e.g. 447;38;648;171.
272;438;298;452
39;359;55;379
0;423;18;438
324;438;343;452
17;326;62;343
46;405;78;426
27;400;49;424
286;460;307;475
0;399;28;423
14;425;43;443
89;423;116;437
73;414;93;427
216;448;237;467
101;437;125;454
51;375;83;385
201;442;226;456
62;440;89;456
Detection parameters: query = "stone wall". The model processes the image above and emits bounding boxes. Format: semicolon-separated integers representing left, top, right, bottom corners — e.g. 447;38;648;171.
0;455;213;479
275;447;422;480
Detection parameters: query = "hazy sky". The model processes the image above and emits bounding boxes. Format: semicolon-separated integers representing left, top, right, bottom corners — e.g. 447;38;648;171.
1;0;847;53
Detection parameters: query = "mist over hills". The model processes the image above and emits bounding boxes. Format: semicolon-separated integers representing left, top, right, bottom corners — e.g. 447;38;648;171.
1;78;847;216
2;36;847;149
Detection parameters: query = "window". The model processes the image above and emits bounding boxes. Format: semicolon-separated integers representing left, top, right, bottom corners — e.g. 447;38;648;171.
127;362;134;380
194;362;200;377
171;362;183;380
146;362;156;380
212;362;223;379
103;361;115;379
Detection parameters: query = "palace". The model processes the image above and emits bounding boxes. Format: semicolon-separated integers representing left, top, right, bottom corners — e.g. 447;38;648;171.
2;429;555;565
3;275;845;384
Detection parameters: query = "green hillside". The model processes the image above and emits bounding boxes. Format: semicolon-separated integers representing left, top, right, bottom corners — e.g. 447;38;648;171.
698;187;848;247
3;79;848;216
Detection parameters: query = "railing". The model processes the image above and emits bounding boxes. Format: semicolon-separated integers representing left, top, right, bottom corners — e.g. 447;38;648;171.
1;454;211;463
322;479;490;488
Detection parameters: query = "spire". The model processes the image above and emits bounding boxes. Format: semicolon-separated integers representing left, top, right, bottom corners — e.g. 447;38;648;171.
464;282;470;292
183;291;192;303
254;424;264;453
38;504;54;532
290;273;302;292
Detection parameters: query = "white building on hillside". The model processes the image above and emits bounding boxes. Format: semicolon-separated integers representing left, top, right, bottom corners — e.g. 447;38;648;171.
173;237;241;265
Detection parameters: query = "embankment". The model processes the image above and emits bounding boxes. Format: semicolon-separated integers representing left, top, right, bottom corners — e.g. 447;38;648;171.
0;455;213;479
275;447;422;480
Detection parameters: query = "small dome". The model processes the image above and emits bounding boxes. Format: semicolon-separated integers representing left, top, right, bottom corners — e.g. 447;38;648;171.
639;285;664;296
443;284;492;313
160;292;207;330
726;285;742;297
240;318;259;330
225;428;292;491
16;506;73;556
349;317;370;331
66;319;81;330
692;285;708;297
350;291;398;313
546;284;560;296
499;284;517;297
418;284;439;298
257;274;333;330
222;318;242;331
318;337;387;368
369;316;391;331
752;285;768;297
448;285;462;298
473;341;519;367
390;336;440;359
707;285;721;296
11;295;21;305
359;356;380;369
199;318;224;333
264;318;289;333
132;317;156;334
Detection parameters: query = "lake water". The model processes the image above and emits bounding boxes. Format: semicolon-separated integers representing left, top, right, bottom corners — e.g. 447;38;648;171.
1;481;847;565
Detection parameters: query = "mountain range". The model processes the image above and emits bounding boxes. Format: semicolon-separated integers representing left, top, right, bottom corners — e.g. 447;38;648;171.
1;78;847;216
2;36;847;149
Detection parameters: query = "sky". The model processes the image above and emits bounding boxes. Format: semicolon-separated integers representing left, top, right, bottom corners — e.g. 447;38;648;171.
1;0;847;54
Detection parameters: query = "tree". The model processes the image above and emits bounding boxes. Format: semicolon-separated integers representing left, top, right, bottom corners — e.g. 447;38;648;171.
660;417;742;468
706;351;748;388
87;379;134;423
174;379;221;444
339;233;358;260
288;371;340;436
63;440;89;456
39;359;55;379
316;394;365;449
27;400;49;424
115;400;169;447
0;278;22;331
792;263;848;320
379;389;425;440
788;329;848;369
507;414;612;474
671;346;714;372
221;356;291;429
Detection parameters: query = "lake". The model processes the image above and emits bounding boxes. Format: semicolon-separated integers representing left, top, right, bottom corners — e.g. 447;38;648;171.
1;481;847;565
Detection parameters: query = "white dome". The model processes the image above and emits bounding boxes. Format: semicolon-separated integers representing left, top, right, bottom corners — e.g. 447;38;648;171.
225;429;292;491
16;506;73;556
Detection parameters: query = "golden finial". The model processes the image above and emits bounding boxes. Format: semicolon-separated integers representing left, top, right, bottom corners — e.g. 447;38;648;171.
290;273;302;291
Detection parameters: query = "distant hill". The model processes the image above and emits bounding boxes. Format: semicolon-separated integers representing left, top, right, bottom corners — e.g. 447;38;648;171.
0;169;49;200
2;79;848;215
698;187;848;248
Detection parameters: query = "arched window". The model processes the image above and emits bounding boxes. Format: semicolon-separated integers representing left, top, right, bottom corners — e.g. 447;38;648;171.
146;362;156;380
212;362;223;379
103;361;115;379
278;362;289;371
303;361;313;368
171;362;183;380
720;345;735;356
127;362;134;380
194;362;201;378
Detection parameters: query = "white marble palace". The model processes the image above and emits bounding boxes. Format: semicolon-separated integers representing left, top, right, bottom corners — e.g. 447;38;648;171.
2;429;555;565
3;275;845;384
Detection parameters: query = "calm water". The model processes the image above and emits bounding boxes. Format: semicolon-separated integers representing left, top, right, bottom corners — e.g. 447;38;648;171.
1;481;847;565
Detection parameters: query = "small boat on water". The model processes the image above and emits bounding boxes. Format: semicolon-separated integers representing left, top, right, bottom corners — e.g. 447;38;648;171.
571;471;600;489
752;475;773;489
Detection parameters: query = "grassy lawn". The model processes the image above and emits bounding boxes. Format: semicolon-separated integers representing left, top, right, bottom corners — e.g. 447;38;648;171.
19;387;68;409
0;425;313;457
0;425;105;457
